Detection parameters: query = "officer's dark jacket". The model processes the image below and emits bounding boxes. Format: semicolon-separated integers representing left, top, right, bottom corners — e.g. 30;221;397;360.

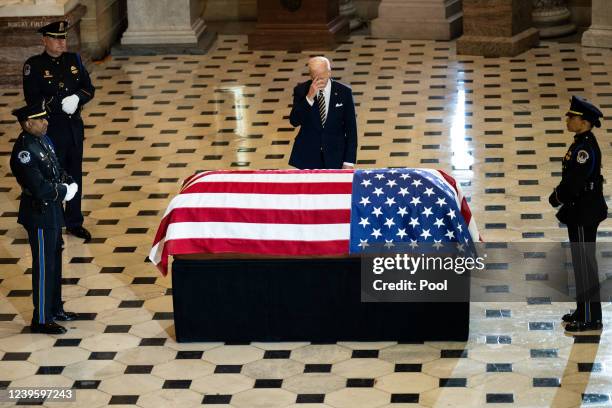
22;52;95;148
10;132;69;228
554;131;608;225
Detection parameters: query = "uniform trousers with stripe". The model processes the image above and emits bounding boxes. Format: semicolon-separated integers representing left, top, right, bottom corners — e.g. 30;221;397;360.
26;228;63;324
567;223;602;323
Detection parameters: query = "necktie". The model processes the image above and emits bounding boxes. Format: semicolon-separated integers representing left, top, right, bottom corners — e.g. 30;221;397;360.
316;91;326;126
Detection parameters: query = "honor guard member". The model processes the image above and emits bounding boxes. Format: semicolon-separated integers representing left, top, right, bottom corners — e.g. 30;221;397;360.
549;95;607;332
10;102;80;334
23;20;95;242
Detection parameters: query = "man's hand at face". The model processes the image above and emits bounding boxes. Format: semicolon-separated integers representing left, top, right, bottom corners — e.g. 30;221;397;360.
307;76;327;101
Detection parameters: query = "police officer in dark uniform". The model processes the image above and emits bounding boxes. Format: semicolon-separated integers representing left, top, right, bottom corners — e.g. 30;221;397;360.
23;20;95;242
549;96;607;332
10;102;80;334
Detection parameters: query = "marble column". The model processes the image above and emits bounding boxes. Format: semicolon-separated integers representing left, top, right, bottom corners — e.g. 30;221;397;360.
582;0;612;48
532;0;576;38
457;0;539;57
121;0;206;45
371;0;463;40
339;0;363;31
0;0;87;87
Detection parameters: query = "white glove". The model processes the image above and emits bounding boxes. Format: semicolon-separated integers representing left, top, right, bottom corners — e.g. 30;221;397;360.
63;182;78;201
61;94;80;115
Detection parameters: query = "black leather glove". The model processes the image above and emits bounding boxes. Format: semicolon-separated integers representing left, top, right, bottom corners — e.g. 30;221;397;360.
548;190;561;207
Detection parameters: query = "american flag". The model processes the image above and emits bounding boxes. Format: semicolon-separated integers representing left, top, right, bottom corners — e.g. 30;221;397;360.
149;169;480;275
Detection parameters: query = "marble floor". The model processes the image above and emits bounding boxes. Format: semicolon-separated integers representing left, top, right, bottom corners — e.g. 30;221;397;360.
0;35;611;407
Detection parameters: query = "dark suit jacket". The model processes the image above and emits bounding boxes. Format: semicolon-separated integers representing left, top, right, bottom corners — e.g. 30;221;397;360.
288;80;358;169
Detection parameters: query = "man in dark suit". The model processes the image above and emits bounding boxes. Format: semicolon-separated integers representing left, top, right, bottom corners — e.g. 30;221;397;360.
23;21;95;242
289;56;358;169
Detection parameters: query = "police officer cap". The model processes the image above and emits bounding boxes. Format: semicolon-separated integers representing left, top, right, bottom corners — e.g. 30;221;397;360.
37;20;68;38
12;101;48;122
566;95;603;128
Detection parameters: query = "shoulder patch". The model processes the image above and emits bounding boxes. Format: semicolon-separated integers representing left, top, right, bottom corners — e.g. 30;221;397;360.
23;64;31;76
17;151;31;164
576;149;589;164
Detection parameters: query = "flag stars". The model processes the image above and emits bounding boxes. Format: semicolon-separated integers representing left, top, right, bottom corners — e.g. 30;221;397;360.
400;173;411;180
374;173;386;180
384;240;395;249
371;206;383;217
409;217;420;228
396;228;407;239
433;239;443;250
447;209;456;219
421;207;433;217
385;179;397;188
371;228;382;239
409;239;418;249
433;217;444;228
435;197;447;207
423;187;434;196
361;179;372;187
398;187;409;197
409;196;421;206
411;179;422;188
359;217;370;228
359;239;369;249
384;196;396;207
384;218;395;228
445;230;455;239
397;207;408;217
359;196;371;207
420;229;432;239
372;187;384;197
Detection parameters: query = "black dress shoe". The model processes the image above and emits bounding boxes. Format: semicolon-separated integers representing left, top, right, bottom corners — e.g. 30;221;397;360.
30;321;67;335
562;313;577;323
67;226;92;242
53;310;79;321
565;320;603;332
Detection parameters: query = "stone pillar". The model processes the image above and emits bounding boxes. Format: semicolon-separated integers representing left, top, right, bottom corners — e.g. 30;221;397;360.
121;0;206;45
582;0;612;48
371;0;462;40
80;0;127;60
457;0;539;57
532;0;576;38
0;0;87;87
340;0;363;31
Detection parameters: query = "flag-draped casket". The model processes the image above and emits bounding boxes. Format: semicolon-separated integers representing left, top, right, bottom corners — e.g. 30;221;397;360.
150;169;480;275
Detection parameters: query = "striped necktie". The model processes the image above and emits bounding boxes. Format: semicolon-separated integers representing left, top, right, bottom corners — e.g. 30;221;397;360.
316;90;326;126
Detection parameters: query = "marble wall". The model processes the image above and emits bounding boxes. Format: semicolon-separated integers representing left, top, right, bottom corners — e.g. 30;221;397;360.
568;0;591;27
0;1;87;86
80;0;127;59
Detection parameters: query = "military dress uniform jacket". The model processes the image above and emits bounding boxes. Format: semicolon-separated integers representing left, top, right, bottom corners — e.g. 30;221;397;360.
553;131;607;225
22;52;95;151
10;132;69;228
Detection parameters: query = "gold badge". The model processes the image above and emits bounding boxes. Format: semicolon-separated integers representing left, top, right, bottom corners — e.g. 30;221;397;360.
43;70;53;78
70;65;78;75
59;82;64;88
